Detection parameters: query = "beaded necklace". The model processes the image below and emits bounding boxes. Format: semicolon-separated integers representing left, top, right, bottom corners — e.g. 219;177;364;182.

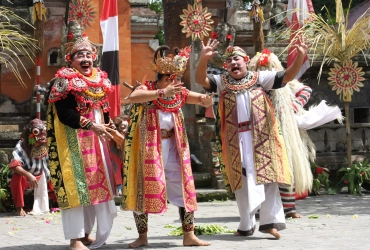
221;71;259;93
144;81;188;112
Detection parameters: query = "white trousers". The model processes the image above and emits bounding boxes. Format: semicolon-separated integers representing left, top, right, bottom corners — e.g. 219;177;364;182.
161;136;184;208
61;200;117;249
29;173;49;215
236;130;285;232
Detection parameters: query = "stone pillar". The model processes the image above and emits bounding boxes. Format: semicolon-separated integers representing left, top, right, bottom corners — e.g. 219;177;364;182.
130;6;159;89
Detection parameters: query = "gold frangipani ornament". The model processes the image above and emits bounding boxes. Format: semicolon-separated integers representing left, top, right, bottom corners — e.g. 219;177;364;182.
327;60;365;102
180;1;214;41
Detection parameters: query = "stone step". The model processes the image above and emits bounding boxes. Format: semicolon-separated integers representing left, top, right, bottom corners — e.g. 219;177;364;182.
0;139;19;150
0;115;31;126
0;124;20;132
193;172;212;188
0;131;21;140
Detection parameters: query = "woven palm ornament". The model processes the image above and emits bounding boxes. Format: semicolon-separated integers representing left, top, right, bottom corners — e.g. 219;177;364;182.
328;60;365;102
180;0;214;41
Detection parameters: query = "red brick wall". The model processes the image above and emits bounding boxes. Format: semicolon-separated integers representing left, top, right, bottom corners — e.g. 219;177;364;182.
1;0;158;105
131;44;156;87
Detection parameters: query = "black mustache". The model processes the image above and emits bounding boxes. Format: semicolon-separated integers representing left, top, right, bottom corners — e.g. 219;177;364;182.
80;61;92;66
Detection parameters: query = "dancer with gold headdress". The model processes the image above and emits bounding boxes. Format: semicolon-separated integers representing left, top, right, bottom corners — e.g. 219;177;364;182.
112;45;213;248
47;21;117;250
195;38;309;239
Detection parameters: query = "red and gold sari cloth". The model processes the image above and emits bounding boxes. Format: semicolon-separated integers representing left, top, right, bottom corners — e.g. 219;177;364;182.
47;105;114;209
47;68;114;209
215;74;291;193
122;84;197;214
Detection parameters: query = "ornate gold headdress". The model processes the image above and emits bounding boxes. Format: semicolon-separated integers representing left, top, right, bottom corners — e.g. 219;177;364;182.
222;46;249;62
150;46;192;76
60;20;98;63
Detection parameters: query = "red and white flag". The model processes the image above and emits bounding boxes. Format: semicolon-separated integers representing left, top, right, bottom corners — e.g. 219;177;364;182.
286;0;314;79
100;0;120;117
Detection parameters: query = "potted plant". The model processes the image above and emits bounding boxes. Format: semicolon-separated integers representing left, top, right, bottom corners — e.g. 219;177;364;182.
332;159;370;196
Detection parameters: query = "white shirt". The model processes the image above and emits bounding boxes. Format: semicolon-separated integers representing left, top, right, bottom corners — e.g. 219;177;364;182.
211;71;277;122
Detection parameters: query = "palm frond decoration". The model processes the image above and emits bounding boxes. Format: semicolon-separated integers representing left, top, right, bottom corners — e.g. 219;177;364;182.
0;6;38;88
276;1;370;82
275;0;369;168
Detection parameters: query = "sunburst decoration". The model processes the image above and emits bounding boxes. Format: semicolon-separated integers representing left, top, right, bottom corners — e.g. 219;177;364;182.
68;0;96;30
327;60;365;102
180;2;214;41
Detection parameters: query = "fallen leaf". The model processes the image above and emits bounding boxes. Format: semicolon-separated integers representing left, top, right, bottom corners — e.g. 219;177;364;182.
308;214;319;219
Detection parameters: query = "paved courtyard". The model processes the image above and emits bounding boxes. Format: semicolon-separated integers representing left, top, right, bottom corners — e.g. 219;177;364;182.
1;193;370;250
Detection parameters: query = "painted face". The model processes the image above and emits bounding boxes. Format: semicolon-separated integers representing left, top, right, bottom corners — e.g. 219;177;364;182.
28;119;47;146
69;50;94;76
225;55;248;80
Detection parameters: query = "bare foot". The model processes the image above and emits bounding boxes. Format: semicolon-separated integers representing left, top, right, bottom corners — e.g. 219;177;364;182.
234;226;255;236
183;231;211;246
80;233;94;245
15;207;26;216
265;228;280;239
69;239;89;250
286;212;302;218
128;234;148;248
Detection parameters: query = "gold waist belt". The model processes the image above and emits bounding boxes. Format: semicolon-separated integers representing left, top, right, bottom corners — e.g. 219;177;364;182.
161;129;174;139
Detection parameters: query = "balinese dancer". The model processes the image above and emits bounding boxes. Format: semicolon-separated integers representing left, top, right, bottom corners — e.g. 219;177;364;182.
248;48;342;218
47;21;117;250
9;119;56;216
195;37;309;239
119;45;213;248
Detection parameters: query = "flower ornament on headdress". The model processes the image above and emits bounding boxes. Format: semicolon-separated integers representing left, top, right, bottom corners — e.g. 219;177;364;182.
223;46;250;63
151;45;192;76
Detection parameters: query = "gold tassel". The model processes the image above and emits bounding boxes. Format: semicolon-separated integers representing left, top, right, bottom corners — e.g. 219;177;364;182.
250;3;265;53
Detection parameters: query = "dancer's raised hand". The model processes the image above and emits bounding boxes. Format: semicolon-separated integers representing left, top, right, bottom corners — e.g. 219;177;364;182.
200;39;219;61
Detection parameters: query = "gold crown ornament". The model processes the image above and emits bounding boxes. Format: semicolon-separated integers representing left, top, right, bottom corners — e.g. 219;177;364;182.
64;36;97;61
151;46;192;76
223;46;249;62
59;20;101;65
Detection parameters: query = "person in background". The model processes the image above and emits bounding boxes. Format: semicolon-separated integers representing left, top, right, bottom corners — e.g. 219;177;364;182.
9;119;56;216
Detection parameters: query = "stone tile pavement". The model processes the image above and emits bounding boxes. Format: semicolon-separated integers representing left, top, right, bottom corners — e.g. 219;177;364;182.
1;193;370;250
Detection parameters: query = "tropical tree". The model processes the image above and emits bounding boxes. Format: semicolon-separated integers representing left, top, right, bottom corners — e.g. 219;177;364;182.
0;5;37;88
149;0;165;45
282;0;370;168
